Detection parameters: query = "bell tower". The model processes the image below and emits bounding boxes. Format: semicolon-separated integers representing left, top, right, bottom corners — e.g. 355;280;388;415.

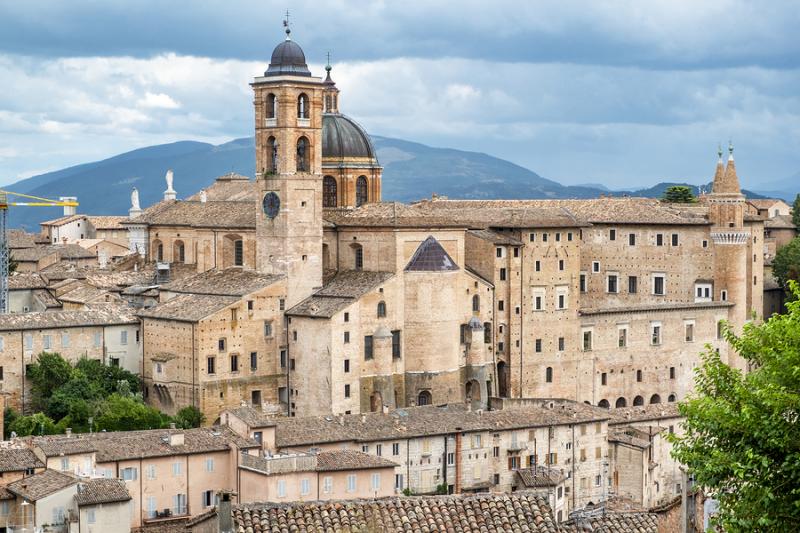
253;24;323;307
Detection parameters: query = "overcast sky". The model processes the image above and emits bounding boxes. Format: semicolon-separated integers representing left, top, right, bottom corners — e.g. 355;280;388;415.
1;0;798;189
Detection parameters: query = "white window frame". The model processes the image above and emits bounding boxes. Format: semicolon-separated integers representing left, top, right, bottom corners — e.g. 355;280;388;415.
652;273;666;296
146;464;156;480
606;272;619;294
43;334;52;351
87;508;96;524
121;467;137;481
277;479;286;498
684;320;695;342
93;332;102;348
147;496;157;518
582;328;593;352
300;478;310;496
371;472;381;491
61;332;70;348
205;458;214;472
172;461;182;477
592;261;600;273
694;282;712;302
532;287;546;312
323;476;333;493
556;285;569;310
651;321;662;346
120;330;128;345
347;474;357;493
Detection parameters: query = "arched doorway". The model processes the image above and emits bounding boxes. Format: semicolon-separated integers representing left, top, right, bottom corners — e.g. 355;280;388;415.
633;395;644;406
615;397;627;408
650;394;662;404
668;393;676;402
417;390;432;406
598;399;610;408
497;361;508;397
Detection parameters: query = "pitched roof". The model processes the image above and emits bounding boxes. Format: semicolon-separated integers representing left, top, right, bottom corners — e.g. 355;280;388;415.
138;293;239;322
225;405;278;429
39;214;86;227
606;404;681;425
467;228;524;246
515;466;567;488
7;229;38;249
0;448;45;472
75;478;132;506
232;492;562;533
275;402;609;448
608;427;652;449
36;427;258;463
6;469;77;501
405;236;459;272
765;214;796;229
7;272;47;290
315;450;397;472
186;174;256;202
12;244;96;262
286;270;394;318
86;216;127;230
126;200;255;229
160;268;282;296
0;305;138;332
563;511;658;533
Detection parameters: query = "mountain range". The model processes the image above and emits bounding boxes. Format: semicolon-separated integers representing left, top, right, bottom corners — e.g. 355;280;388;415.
4;136;793;231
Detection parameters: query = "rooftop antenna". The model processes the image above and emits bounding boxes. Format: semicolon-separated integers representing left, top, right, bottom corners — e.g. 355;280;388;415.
283;9;291;39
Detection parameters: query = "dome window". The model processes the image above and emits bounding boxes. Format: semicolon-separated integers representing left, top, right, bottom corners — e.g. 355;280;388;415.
297;93;309;119
323;176;337;208
356;176;368;207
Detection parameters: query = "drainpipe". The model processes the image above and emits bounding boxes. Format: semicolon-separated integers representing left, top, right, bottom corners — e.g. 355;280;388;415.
454;431;462;494
442;435;448;490
571;424;576;510
519;244;524;398
284;314;290;417
191;323;197;409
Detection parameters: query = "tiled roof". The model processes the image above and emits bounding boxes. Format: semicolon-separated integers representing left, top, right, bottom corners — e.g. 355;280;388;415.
405;236;459;272
33;436;98;456
11;246;59;262
765;214;796;229
7;229;38;249
747;198;786;210
160;268;282;296
36;427;258;463
315;450;397;472
138;293;239;322
579;301;733;316
563;511;658;533
39;214;86;227
608;427;652;449
0;305;138;332
6;469;77;501
33;289;62;309
607;404;681;425
75;478;132;506
467;228;524;246
86;216;128;230
226;405;278;429
12;244;96;262
0;448;45;472
186;174;256;202
287;271;394;318
8;272;47;290
59;283;115;304
275;402;609;448
126;200;255;229
232;492;563;533
515;466;567;488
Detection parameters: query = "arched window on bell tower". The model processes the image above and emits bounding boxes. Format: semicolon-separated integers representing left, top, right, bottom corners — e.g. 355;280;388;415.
296;136;310;172
266;93;277;119
323;176;337;207
266;136;277;174
297;93;309;119
356;176;368;207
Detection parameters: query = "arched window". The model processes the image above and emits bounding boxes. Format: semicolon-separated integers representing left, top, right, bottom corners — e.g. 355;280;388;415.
472;294;480;313
417;390;432;406
545;367;553;383
296;136;309;172
266;93;277;119
650;394;662;404
356;176;368;207
173;240;185;263
615;397;627;408
297;93;309;119
267;136;277;174
234;240;244;266
152;240;163;262
323;176;337;207
352;243;363;270
598;399;610;408
223;234;244;268
377;301;387;318
633;395;644;406
668;393;676;403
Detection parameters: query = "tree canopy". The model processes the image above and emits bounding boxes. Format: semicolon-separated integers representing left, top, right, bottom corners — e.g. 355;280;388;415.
669;282;800;532
772;236;800;291
3;353;191;438
661;185;697;203
792;193;800;228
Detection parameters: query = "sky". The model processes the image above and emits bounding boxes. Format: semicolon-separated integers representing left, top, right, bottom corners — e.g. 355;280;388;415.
0;0;798;189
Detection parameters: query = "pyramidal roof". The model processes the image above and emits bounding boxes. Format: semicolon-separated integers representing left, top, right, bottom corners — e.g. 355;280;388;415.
712;144;742;195
405;236;459;272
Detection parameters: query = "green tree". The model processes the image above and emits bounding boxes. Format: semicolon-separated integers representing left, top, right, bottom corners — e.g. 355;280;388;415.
8;412;59;437
92;394;171;432
792;193;800;228
772;236;800;290
26;352;73;411
669;282;800;532
661;185;697;203
174;406;205;429
75;358;139;396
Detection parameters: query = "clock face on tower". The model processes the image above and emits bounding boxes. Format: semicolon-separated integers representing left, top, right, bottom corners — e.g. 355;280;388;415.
262;192;280;219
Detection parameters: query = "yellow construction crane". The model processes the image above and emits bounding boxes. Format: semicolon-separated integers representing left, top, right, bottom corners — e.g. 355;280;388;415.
0;190;79;313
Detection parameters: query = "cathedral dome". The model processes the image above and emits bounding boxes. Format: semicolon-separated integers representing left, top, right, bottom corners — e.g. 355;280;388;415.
322;113;379;165
264;38;311;77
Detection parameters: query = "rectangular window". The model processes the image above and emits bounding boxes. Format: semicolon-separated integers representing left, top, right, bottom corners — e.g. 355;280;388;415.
301;478;310;496
496;247;503;258
498;300;504;311
251;390;261;406
323;476;333;493
651;324;662;345
344;359;350;373
555;232;561;242
392;330;401;359
344;331;350;343
703;240;709;248
347;474;356;493
146;464;156;480
172;461;182;477
607;274;618;293
513;247;519;257
670;366;676;379
558;293;565;309
61;333;69;348
121;467;137;481
579;273;586;292
618;327;627;348
234;239;244;266
508;456;521;470
376;444;382;456
395;474;404;490
280;350;287;368
207;356;216;374
591;261;600;273
542;233;549;242
93;332;102;348
87;508;96;524
609;229;616;241
250;352;258;371
371;472;381;491
43;334;52;350
653;274;666;295
656;233;664;246
498;341;504;352
230;354;239;372
202;490;214;508
277;480;286;498
279;298;285;311
218;338;226;351
685;322;695;342
499;268;506;281
247;300;254;311
558;337;565;351
672;233;679;246
392;443;400;456
535;296;543;310
447;452;455;465
529;233;535;242
24;334;32;351
629;233;636;246
558;259;564;271
628;276;638;294
535;260;541;272
568;232;573;241
535;339;542;352
364;335;374;359
0;366;3;381
601;372;607;386
120;330;128;345
583;330;593;351
147;496;157;518
344;384;351;398
263;321;273;337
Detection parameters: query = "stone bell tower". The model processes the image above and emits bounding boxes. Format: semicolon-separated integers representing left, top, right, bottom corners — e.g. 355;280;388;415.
253;24;324;307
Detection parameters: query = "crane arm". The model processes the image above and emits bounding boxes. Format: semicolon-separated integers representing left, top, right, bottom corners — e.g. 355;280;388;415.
0;189;79;208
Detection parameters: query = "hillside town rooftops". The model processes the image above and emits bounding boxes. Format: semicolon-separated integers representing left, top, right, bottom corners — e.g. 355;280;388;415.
160;267;283;296
315;450;397;472
287;270;394;318
125;200;256;229
231;492;562;533
75;478;132;506
274;402;609;448
34;426;258;463
765;214;796;229
138;293;239;322
186;173;256;202
6;469;77;501
0;448;45;472
0;305;137;332
563;511;658;533
86;215;127;230
515;466;568;488
607;404;681;425
7;229;38;249
7;272;47;290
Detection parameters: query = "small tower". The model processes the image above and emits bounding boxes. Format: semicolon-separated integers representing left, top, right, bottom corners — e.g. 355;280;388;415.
253;22;324;307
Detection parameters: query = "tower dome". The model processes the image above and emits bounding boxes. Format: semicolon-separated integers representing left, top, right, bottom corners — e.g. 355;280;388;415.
322;114;379;166
264;32;311;77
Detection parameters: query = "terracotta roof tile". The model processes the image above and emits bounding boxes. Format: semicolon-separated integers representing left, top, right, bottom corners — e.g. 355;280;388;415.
7;272;47;290
0;305;137;332
138;293;239;322
515;466;567;488
287;271;394;318
86;216;127;230
160;268;282;296
315;450;397;472
75;478;132;506
6;469;77;501
225;406;277;429
126;200;255;229
765;214;796;229
563;511;658;532
0;448;45;472
7;229;38;249
186;174;256;202
607;404;681;425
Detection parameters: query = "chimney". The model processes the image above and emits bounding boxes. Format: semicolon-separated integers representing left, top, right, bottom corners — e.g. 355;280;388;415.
65;428;72;437
60;197;77;216
361;414;367;423
199;189;208;203
163;169;177;201
169;427;184;447
217;491;234;533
